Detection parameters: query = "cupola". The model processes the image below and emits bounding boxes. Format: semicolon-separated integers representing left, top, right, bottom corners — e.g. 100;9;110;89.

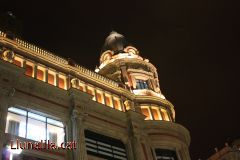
96;31;165;99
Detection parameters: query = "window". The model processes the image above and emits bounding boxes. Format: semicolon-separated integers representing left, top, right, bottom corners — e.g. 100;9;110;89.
151;107;162;120
140;105;171;121
87;86;96;100
79;82;86;92
96;90;104;104
87;86;94;95
105;93;113;108
160;109;170;121
141;107;152;120
6;109;26;137
113;97;122;111
25;62;34;77
48;70;56;86
47;118;65;146
58;74;66;89
79;85;84;91
37;66;45;81
85;130;128;160
13;59;21;67
5;107;65;146
136;79;149;89
155;149;178;160
13;56;23;67
27;112;46;141
37;69;44;81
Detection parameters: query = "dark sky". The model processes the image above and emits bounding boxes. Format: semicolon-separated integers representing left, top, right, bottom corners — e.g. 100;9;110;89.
1;0;239;159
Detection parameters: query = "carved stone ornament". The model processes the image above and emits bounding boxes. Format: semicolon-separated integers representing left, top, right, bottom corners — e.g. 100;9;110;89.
71;78;79;88
124;100;135;111
2;50;15;62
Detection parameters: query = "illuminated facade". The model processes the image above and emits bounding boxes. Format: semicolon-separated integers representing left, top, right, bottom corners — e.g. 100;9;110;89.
0;30;191;160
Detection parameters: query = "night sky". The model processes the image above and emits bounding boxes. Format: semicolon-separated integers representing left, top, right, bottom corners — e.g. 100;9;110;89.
1;1;239;159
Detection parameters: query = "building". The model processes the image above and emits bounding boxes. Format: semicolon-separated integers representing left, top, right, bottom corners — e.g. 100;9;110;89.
0;30;191;160
207;139;240;160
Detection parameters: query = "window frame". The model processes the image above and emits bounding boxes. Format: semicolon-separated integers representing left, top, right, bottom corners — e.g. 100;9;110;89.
6;107;65;145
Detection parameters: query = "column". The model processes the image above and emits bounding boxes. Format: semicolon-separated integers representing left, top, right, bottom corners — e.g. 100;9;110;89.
71;109;87;160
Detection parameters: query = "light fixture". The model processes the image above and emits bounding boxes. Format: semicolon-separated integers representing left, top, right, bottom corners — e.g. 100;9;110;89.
95;66;100;73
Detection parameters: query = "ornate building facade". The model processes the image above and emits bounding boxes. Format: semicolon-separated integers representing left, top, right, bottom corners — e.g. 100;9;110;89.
0;30;191;160
207;139;240;160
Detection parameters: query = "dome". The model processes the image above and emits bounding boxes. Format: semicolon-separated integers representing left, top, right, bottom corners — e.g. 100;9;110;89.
102;31;128;53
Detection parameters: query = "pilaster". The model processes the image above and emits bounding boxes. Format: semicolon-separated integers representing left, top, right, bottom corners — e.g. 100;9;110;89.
127;111;146;160
56;73;59;87
33;63;37;79
71;109;88;160
0;95;10;159
45;68;48;82
125;139;134;160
